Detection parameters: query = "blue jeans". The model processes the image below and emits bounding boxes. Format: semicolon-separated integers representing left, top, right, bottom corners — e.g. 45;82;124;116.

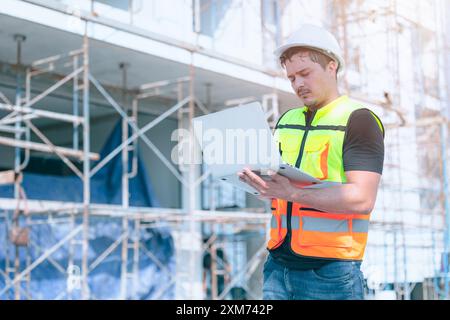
263;255;365;300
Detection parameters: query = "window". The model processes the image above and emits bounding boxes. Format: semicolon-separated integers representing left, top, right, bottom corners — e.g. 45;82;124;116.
195;0;232;37
95;0;130;11
262;0;281;46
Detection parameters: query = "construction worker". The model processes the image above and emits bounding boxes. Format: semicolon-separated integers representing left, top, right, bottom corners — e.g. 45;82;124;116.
238;24;384;300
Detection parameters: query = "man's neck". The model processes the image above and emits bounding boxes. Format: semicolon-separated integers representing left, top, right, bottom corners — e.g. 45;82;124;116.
307;91;340;111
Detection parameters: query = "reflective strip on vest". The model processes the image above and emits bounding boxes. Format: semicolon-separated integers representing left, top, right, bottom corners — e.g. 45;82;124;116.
271;215;287;229
353;219;370;233
291;216;300;230
302;216;349;232
290;216;370;233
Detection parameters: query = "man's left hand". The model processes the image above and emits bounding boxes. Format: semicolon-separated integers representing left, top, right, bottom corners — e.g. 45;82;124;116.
238;168;295;201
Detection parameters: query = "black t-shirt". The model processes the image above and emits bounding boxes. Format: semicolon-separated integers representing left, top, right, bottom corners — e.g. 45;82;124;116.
270;108;385;270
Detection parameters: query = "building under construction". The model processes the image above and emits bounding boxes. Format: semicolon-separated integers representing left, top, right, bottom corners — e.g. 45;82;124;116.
0;0;449;300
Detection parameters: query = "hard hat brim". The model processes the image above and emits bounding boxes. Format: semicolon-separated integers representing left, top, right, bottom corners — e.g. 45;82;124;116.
274;43;345;76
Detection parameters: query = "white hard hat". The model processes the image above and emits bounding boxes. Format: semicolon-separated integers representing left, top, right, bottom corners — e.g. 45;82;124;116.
274;24;345;76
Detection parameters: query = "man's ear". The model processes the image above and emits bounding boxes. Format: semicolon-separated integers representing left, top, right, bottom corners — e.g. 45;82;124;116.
327;60;338;77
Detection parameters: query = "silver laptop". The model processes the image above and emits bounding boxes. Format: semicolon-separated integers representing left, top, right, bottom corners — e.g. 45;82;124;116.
193;102;335;195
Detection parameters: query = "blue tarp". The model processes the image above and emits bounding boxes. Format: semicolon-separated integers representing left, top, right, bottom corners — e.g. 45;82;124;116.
0;216;175;299
0;120;175;299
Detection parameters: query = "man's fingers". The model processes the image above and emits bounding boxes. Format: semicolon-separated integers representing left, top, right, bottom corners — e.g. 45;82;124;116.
243;168;268;188
267;170;280;181
267;171;288;183
239;171;263;192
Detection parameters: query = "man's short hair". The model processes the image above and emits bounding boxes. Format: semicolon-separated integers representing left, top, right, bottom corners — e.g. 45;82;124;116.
279;47;336;73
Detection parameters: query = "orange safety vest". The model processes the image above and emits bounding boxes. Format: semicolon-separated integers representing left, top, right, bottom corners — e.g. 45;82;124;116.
267;95;384;261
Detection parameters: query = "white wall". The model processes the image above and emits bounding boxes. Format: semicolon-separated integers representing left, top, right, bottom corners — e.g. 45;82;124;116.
54;0;266;65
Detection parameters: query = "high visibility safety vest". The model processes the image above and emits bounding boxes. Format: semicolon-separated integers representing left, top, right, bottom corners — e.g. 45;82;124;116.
268;95;384;261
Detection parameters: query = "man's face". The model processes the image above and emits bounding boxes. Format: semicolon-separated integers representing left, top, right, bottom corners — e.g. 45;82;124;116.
285;51;336;110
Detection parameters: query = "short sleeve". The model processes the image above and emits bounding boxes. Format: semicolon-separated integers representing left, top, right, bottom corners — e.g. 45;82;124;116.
343;109;385;174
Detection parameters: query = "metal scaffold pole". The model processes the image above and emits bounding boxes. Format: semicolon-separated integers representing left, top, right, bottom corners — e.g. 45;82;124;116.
188;56;197;299
11;33;22;301
120;61;130;300
440;121;450;299
81;23;91;300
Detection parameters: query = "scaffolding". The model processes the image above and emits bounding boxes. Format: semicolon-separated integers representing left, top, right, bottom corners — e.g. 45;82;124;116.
329;0;450;299
0;16;279;299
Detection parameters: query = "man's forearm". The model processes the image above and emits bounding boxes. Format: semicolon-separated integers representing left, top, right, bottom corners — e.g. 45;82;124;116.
288;183;374;215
